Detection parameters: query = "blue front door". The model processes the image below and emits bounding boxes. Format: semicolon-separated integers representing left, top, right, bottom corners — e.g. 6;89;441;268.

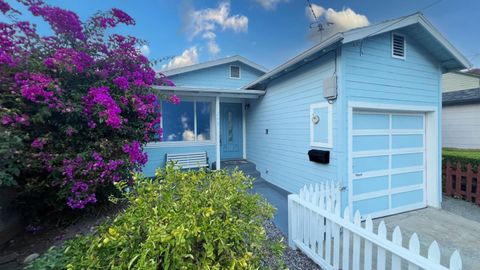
220;103;243;160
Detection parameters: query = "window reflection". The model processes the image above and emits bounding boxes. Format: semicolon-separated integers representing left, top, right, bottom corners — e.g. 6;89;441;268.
161;101;212;142
196;102;211;141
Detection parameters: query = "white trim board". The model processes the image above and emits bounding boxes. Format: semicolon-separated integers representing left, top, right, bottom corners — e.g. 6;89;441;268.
162;55;268;76
215;97;221;170
153;85;265;99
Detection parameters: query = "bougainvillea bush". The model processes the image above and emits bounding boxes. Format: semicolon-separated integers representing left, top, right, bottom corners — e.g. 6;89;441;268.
0;0;177;217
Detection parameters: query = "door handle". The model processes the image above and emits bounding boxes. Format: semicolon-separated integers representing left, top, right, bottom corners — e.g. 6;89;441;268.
355;173;363;177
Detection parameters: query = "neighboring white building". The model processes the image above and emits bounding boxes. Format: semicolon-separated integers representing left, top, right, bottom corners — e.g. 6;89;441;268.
442;71;480;92
442;70;480;149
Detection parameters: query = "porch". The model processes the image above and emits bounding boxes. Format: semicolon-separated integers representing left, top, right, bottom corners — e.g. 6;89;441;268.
143;86;264;175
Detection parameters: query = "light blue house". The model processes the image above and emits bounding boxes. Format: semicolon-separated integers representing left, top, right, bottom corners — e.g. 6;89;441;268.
146;13;470;219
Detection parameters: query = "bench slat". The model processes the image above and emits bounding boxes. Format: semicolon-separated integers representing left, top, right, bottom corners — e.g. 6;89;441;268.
166;151;208;169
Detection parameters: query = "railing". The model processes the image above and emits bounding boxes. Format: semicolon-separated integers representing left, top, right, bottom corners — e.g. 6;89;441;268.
443;161;480;205
288;183;462;270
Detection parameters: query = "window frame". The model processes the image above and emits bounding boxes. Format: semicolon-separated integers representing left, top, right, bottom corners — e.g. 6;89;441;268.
229;65;241;79
148;97;216;147
391;32;406;60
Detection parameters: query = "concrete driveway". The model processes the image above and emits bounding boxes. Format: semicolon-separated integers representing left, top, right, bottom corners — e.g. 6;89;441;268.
373;205;480;270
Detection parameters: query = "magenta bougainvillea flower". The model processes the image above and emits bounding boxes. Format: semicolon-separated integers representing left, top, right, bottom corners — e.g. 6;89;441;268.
0;0;11;14
31;138;46;149
28;3;85;40
170;95;180;105
83;86;123;129
44;48;94;73
123;140;148;165
0;1;176;211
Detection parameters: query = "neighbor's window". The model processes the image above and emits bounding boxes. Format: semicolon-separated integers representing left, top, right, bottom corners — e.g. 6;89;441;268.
392;33;406;59
161;101;212;142
230;65;240;78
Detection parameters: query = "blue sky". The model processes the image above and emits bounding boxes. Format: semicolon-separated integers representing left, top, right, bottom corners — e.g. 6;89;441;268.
4;0;480;70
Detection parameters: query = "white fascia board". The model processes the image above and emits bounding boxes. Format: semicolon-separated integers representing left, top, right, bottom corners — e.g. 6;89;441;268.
342;14;420;44
153;86;265;99
162;55;268;76
417;15;472;69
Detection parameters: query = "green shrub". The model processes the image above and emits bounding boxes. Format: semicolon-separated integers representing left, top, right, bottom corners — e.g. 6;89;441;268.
443;148;480;169
29;166;284;269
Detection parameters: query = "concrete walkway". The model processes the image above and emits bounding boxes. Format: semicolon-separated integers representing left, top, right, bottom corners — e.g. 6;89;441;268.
374;207;480;270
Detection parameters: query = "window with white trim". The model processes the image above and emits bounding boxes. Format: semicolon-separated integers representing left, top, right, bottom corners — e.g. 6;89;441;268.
392;33;406;59
230;65;240;78
161;101;212;142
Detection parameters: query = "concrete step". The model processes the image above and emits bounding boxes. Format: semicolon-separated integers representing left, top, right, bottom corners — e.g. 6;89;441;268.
219;160;262;180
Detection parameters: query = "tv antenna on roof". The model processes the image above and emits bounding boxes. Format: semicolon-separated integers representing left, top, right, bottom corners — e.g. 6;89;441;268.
306;0;334;33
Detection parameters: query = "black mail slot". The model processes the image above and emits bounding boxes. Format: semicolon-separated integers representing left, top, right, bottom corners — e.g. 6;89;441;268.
308;149;330;164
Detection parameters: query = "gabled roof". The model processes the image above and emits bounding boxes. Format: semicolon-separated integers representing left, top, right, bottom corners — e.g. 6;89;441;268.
163;55;268;76
245;12;472;90
443;88;480;106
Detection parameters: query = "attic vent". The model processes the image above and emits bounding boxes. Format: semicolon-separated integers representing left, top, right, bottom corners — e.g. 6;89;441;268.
392;33;406;59
230;65;240;78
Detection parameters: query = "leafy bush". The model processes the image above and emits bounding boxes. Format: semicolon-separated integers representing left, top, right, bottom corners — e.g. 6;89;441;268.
28;166;284;269
443;148;480;169
0;1;177;215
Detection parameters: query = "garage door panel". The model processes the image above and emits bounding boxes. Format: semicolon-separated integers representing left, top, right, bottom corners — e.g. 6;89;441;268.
392;115;423;129
391;171;423;188
392;153;423;168
353;155;389;173
353;113;389;130
353;176;389;195
392;134;423;149
391;189;423;208
353;196;389;216
353;135;389;152
351;110;426;218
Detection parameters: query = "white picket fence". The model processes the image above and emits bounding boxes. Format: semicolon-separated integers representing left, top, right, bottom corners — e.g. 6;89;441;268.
287;182;463;270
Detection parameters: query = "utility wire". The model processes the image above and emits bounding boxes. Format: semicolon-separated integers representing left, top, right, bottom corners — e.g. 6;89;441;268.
360;0;444;55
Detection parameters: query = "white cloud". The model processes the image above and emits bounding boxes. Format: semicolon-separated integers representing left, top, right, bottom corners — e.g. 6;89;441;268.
139;44;150;56
207;40;220;55
163;46;199;70
184;1;248;56
254;0;289;10
305;4;369;41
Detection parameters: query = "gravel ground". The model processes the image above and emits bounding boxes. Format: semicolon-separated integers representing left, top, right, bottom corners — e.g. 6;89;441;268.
263;220;322;270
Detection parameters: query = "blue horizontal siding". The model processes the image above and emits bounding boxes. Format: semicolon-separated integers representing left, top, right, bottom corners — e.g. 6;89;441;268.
142;144;216;177
169;61;264;89
246;52;339;194
344;29;443;213
343;30;441;106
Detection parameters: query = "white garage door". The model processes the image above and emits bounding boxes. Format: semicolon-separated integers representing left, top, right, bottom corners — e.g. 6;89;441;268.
350;111;426;218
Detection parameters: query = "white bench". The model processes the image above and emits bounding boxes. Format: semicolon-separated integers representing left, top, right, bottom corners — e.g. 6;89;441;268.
166;152;209;169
